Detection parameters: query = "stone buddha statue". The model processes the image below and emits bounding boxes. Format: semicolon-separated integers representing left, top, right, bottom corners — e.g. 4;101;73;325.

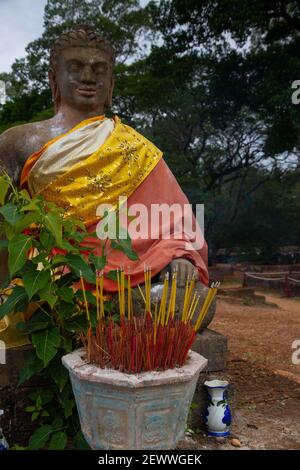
0;26;215;339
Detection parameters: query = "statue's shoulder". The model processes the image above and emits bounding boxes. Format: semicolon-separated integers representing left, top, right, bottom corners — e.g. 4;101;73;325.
1;119;47;137
0;121;28;144
0;119;52;150
0;123;31;178
115;117;162;157
0;118;54;181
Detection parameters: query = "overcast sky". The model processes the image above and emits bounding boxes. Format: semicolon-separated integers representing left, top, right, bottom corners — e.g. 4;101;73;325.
0;0;47;72
0;0;150;73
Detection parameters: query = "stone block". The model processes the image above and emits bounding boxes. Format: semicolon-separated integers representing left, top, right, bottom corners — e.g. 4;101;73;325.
191;328;227;372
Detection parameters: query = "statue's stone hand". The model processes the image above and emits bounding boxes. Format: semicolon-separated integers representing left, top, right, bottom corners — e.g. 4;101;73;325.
129;281;216;331
159;258;198;286
113;258;216;331
158;258;216;330
190;282;216;331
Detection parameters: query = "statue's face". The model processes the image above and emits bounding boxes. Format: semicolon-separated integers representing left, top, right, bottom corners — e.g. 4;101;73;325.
55;46;113;112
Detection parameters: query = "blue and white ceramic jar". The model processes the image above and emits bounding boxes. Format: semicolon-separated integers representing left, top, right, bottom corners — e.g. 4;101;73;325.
204;379;231;437
0;410;8;451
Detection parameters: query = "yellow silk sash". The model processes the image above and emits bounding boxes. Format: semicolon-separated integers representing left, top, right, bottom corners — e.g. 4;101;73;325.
29;116;163;224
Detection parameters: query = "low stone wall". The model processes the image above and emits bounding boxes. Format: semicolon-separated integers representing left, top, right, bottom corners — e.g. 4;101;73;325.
209;264;300;294
209;265;241;283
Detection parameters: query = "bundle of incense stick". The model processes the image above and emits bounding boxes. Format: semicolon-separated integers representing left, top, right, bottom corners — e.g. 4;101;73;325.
81;267;220;373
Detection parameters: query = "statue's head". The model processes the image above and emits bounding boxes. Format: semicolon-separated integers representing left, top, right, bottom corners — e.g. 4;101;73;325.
49;26;115;114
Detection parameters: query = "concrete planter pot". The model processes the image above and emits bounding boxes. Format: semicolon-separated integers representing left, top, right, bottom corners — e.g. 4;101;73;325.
62;349;207;450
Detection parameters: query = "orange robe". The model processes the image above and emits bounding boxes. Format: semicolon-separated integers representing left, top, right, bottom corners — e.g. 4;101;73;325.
83;159;208;291
20;117;208;291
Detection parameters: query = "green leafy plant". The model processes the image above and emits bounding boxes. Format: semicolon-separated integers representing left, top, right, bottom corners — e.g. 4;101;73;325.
185;401;200;436
0;172;137;449
25;393;50;423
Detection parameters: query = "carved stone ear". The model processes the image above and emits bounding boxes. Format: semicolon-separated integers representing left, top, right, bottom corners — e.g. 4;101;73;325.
48;68;60;112
105;76;115;110
48;68;55;100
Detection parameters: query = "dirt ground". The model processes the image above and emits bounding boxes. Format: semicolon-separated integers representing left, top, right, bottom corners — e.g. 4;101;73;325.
180;289;300;450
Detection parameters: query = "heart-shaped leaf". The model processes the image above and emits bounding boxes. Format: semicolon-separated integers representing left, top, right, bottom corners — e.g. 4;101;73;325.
64;253;95;283
48;431;68;450
0;202;22;225
0;285;28;320
28;425;53;450
32;325;61;367
8;233;32;275
44;211;62;246
23;268;51;300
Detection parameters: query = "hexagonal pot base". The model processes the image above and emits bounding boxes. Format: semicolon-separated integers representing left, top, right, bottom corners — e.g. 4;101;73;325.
62;349;207;450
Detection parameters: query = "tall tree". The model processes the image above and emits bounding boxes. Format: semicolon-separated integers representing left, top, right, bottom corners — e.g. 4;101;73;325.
3;0;154;97
150;0;300;156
